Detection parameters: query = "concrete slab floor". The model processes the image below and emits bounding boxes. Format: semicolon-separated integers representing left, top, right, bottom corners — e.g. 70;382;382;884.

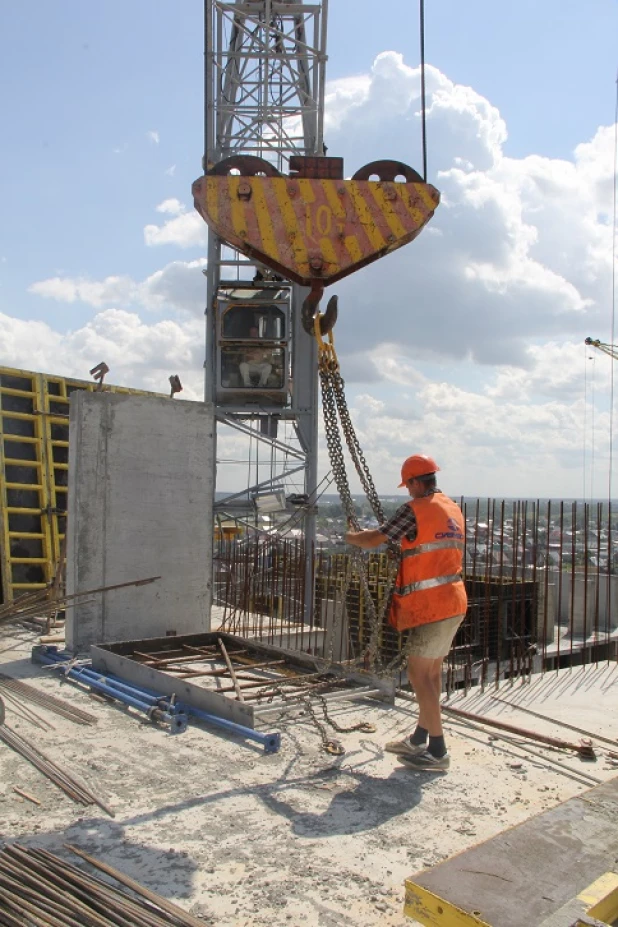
0;627;617;927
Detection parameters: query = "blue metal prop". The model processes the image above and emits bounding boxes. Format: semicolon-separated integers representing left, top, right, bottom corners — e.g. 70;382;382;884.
32;647;280;753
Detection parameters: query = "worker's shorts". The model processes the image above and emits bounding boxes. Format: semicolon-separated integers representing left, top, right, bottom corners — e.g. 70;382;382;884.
405;614;465;660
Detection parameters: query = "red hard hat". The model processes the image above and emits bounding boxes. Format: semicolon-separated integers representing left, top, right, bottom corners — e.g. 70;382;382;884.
398;455;440;487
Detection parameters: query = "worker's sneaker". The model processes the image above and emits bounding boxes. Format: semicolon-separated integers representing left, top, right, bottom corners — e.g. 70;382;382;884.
384;738;428;759
399;750;450;771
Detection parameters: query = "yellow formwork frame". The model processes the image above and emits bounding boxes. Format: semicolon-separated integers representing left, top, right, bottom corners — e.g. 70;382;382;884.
404;872;618;926
585;873;618;921
567;871;618;926
404;882;491;926
0;365;161;604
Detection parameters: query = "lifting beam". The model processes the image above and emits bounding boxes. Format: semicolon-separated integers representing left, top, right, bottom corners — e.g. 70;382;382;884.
193;155;440;305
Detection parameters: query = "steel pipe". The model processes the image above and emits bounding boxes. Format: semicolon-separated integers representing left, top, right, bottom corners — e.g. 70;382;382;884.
175;702;280;753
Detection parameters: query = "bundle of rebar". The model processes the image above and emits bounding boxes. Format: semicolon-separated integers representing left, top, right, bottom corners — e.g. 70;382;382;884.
0;586;66;627
0;725;114;817
0;575;160;627
0;673;97;725
0;685;52;731
0;844;208;927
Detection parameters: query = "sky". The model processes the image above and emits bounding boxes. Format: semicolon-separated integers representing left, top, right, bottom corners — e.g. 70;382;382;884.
1;1;617;501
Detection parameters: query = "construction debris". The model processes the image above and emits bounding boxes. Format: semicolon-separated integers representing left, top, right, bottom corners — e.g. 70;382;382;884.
12;787;41;806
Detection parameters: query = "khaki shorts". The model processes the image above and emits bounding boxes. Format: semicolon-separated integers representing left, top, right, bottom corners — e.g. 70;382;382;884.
405;614;465;660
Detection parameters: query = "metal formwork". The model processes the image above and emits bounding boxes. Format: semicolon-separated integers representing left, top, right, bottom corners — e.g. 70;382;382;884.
0;365;160;604
90;631;394;730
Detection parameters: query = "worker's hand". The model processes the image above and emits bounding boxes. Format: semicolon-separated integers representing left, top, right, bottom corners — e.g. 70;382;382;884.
345;531;357;545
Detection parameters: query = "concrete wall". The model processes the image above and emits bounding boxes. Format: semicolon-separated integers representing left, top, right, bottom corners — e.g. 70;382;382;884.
66;392;215;652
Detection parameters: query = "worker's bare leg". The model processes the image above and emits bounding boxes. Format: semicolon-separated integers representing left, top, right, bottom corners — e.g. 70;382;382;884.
408;655;444;737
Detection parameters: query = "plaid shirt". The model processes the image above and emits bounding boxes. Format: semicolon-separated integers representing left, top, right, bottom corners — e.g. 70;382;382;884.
379;489;441;544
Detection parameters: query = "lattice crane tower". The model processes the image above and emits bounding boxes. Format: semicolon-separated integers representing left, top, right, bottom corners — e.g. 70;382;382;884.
196;0;440;624
200;0;329;622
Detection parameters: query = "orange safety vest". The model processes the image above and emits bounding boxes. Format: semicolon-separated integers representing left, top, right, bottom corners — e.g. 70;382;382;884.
389;493;467;632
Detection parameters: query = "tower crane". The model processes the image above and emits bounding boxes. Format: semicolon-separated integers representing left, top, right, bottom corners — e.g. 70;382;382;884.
195;0;438;625
585;337;618;361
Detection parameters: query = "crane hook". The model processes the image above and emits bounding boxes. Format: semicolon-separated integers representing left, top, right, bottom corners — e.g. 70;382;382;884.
301;288;338;336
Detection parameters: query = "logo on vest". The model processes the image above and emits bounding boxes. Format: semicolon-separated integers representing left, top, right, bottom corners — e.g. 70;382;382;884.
435;517;464;540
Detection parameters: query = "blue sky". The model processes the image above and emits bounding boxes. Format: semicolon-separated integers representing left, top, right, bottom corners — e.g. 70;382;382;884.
1;0;616;319
1;1;617;497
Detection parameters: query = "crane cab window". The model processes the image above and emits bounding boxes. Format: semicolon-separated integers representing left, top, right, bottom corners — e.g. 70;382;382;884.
220;345;285;390
221;304;286;340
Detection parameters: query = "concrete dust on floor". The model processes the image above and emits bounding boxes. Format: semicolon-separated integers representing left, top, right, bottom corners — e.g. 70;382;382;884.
1;627;617;927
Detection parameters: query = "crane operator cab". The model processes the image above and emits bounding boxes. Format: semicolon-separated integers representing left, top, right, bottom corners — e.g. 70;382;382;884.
216;284;290;406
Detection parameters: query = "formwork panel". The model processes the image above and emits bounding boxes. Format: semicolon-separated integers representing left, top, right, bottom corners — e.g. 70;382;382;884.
0;365;163;604
91;631;395;729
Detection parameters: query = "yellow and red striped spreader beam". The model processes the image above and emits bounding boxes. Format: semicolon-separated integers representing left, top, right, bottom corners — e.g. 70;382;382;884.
192;156;439;288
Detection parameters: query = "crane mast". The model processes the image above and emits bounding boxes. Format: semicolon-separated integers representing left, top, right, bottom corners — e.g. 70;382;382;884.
203;0;329;622
199;1;439;630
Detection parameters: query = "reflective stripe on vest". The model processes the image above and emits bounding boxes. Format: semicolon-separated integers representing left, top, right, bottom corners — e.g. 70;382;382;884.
394;572;463;597
402;539;465;558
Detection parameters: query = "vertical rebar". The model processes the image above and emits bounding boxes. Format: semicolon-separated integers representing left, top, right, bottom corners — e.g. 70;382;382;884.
583;501;589;665
569;501;576;669
594;501;602;663
556;499;564;672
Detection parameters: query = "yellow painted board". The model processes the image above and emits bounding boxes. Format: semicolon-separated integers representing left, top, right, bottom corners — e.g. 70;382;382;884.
404;881;492;926
582;871;618;923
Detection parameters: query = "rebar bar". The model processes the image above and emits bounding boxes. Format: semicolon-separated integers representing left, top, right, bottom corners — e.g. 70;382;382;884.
0;725;114;816
212;497;618;687
0;674;97;725
0;844;205;927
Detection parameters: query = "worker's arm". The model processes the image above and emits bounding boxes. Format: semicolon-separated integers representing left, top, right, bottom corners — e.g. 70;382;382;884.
345;529;388;550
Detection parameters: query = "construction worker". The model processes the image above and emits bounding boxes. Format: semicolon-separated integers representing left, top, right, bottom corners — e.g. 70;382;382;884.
345;455;467;771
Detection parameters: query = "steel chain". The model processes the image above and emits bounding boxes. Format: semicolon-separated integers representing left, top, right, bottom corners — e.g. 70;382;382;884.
251;680;374;755
318;351;400;673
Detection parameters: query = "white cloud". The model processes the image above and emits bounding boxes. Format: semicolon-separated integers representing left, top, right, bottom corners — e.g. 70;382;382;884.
0;310;205;399
144;199;207;248
165;165;177;177
324;52;614;373
156;198;185;215
28;258;207;316
12;51;618;497
147;130;160;145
